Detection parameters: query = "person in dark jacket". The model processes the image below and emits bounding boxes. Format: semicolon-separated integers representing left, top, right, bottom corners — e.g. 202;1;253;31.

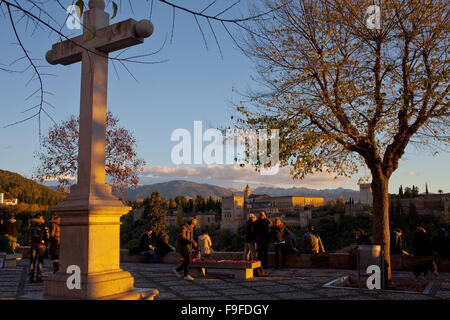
350;228;372;269
151;229;173;260
49;213;61;273
29;212;49;283
243;214;257;261
0;215;7;236
390;229;408;255
6;214;19;253
285;227;300;255
138;227;155;263
254;211;272;269
271;218;288;268
412;227;432;256
432;228;450;259
173;218;198;281
356;228;372;246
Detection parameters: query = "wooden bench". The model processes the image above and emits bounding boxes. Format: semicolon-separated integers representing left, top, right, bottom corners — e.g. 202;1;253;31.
188;259;261;280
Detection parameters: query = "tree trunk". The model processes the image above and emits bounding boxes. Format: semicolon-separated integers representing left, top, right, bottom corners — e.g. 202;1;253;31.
371;171;391;284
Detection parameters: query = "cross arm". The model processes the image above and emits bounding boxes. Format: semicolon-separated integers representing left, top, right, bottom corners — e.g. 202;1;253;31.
46;19;154;66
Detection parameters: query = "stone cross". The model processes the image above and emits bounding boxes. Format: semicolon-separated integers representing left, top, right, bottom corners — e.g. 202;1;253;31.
42;0;157;300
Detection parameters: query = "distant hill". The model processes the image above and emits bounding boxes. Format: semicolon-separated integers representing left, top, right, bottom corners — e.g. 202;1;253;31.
125;179;360;202
126;180;234;201
252;186;360;201
0;169;65;206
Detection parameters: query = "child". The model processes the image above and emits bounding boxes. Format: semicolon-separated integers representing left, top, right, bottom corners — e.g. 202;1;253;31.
198;229;213;260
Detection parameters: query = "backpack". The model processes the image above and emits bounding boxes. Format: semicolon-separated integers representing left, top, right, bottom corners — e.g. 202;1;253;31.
30;223;44;245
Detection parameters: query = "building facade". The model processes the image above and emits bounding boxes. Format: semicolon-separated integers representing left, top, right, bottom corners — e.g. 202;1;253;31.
0;193;18;206
221;185;324;232
359;183;373;205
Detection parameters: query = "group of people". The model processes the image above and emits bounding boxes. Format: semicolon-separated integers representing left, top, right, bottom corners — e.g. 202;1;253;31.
27;212;61;283
391;227;450;259
0;212;60;283
243;212;326;273
167;213;329;281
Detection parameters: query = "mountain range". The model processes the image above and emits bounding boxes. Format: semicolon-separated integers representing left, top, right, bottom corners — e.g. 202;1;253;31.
125;180;233;200
125;180;360;201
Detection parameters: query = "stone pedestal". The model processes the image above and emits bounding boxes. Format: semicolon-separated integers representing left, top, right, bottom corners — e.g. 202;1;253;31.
42;184;157;299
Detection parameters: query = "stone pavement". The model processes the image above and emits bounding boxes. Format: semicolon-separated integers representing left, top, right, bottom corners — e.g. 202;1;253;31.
1;259;450;300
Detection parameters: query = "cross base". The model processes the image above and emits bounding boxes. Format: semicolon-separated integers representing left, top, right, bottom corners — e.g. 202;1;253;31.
22;288;159;300
41;182;142;299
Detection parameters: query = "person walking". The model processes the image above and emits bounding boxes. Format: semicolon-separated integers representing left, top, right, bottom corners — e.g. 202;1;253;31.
173;218;198;281
243;214;257;261
198;229;213;260
6;214;19;253
254;211;272;269
271;218;288;268
29;212;49;283
49;213;61;273
302;225;326;254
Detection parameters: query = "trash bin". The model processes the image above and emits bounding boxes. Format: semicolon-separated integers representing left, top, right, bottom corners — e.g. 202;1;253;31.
357;245;384;289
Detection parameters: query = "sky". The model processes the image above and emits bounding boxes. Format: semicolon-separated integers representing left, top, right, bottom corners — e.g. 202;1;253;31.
0;1;448;194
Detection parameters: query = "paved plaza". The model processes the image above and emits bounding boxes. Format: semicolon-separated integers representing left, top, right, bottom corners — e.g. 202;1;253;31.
1;259;450;300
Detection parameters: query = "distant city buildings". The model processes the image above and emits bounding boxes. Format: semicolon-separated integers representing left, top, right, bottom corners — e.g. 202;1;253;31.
221;185;324;232
0;193;18;206
165;210;218;230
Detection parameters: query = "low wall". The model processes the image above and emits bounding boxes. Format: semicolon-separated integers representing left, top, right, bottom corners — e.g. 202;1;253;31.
16;247;450;272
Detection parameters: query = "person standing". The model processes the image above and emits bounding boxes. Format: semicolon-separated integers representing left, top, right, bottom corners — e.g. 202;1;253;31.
6;214;19;253
271;218;288;268
49;213;61;273
302;225;326;254
243;214;257;261
391;229;408;255
29;212;49;283
173;218;198;281
254;211;272;269
350;228;372;268
412;227;432;256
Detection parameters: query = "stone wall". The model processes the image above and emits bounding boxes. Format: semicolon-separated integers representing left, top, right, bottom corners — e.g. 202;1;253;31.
16;247;450;272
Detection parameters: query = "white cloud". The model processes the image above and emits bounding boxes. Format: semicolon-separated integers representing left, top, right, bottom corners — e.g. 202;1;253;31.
141;164;353;189
406;171;421;177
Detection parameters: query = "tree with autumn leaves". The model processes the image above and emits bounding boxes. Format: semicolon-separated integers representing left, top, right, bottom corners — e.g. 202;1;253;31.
237;0;449;282
34;112;145;197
